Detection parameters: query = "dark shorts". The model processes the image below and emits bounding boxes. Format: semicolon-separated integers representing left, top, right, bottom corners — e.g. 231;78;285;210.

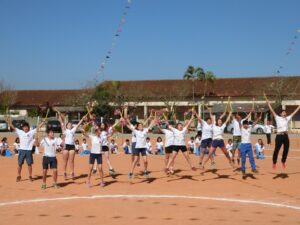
102;146;109;152
201;138;212;148
165;146;174;154
42;156;57;169
89;153;102;164
212;139;225;148
173;145;187;152
131;142;136;155
133;148;147;156
18;150;33;166
65;144;75;151
197;130;202;137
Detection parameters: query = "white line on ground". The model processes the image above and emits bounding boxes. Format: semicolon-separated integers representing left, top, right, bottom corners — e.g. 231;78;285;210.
0;194;299;210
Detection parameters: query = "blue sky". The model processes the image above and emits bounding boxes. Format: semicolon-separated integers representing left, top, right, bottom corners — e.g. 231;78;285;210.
0;0;299;90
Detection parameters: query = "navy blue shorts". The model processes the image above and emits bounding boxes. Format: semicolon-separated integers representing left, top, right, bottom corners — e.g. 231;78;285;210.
165;146;174;154
212;139;225;148
65;144;75;151
173;145;187;152
42;156;57;169
18;150;33;166
102;146;109;152
133;148;147;156
201;138;212;148
131;142;136;155
89;153;102;164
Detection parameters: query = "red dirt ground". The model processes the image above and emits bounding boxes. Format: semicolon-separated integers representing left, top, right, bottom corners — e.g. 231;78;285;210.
0;134;300;225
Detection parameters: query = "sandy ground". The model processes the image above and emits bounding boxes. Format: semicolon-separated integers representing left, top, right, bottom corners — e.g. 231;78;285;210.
0;133;300;225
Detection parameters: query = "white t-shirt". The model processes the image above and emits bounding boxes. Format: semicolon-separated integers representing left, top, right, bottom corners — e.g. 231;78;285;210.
40;137;57;157
264;124;274;134
82;143;88;150
241;126;252;144
64;127;77;145
232;119;242;136
75;144;80;151
89;134;103;154
133;128;149;148
156;141;164;150
0;142;8;150
195;137;202;147
170;127;187;146
275;115;292;133
161;129;174;147
131;131;137;143
15;128;37;151
13;142;20;150
56;137;63;149
110;142;118;151
101;127;113;146
197;122;202;131
212;124;226;140
226;143;233;151
188;140;195;149
201;121;213;140
255;143;264;153
146;141;152;151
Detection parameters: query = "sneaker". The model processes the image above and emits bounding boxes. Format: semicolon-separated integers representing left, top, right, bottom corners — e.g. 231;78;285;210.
109;168;115;175
41;184;46;190
128;172;134;179
143;170;150;178
16;176;21;182
99;182;105;187
242;170;246;179
92;169;97;174
53;183;60;189
29;176;34;182
282;163;286;169
252;169;259;174
273;164;277;170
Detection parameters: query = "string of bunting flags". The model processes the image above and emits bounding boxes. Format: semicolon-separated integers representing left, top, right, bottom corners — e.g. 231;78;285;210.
275;29;300;75
95;0;133;82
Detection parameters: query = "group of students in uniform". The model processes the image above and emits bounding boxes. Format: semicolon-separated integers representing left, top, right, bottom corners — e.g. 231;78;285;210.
3;98;300;189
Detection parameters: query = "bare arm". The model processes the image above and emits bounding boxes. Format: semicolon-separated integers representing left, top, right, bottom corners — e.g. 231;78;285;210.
252;112;262;127
184;114;195;129
143;115;152;126
6;117;16;131
289;105;300;118
219;111;226;120
265;94;277;118
244;111;252;121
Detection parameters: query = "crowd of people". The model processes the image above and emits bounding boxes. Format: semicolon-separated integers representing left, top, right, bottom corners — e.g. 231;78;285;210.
0;98;299;190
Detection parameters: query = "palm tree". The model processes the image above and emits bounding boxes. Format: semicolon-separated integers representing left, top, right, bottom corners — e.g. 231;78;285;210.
204;71;216;82
183;66;196;80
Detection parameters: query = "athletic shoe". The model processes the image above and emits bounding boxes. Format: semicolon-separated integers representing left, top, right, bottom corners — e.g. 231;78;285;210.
41;184;46;190
29;176;34;182
99;182;105;187
273;164;277;170
282;163;286;169
109;168;116;175
53;183;60;189
16;176;21;182
92;169;97;174
128;172;134;179
252;169;259;174
242;170;246;179
143;170;150;178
